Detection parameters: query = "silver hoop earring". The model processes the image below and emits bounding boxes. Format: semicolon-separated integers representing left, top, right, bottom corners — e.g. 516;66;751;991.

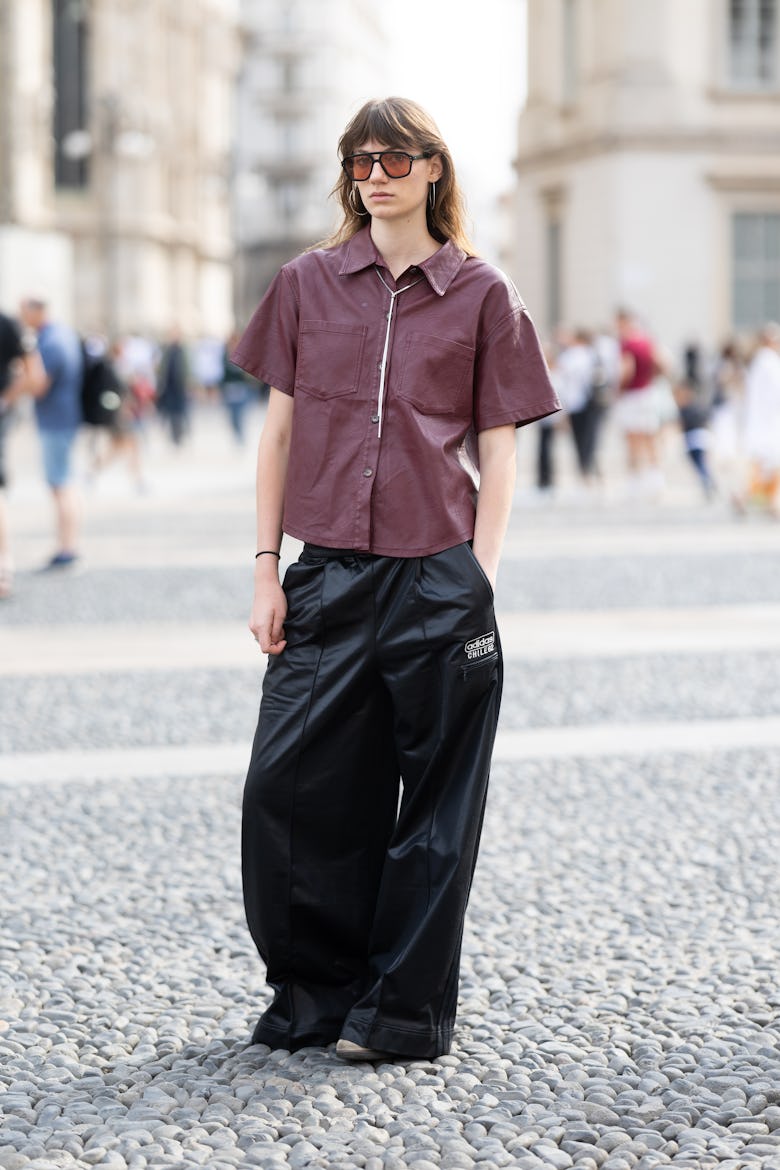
349;185;367;215
429;181;437;209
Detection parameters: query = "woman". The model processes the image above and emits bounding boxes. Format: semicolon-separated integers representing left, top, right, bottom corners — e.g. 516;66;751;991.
233;97;559;1061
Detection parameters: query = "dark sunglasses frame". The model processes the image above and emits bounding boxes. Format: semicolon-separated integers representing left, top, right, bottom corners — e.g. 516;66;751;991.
341;150;432;180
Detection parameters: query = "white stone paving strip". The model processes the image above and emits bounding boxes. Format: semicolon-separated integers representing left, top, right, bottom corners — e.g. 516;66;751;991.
4;604;780;675
2;716;780;786
501;520;780;558
498;604;780;659
0;623;262;675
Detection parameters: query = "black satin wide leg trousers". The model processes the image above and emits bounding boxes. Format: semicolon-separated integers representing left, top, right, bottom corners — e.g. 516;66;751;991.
241;541;503;1058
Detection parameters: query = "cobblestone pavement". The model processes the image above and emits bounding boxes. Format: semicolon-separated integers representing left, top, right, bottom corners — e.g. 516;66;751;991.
2;407;780;1169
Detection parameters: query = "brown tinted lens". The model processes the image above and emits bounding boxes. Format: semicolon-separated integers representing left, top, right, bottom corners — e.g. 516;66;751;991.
347;154;372;180
381;152;411;177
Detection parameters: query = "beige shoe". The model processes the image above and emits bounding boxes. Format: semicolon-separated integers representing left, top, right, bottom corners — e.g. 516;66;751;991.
336;1038;390;1061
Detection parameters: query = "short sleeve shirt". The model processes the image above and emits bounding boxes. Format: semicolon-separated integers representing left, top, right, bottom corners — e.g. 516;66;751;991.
35;322;83;432
233;226;559;556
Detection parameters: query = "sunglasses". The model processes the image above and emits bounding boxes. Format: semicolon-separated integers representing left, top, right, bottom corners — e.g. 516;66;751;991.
341;150;431;181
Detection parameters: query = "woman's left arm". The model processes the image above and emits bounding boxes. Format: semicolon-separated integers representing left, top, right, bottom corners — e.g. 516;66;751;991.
472;424;517;591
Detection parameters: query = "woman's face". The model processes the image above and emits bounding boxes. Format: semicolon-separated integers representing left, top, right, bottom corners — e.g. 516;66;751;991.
353;139;442;225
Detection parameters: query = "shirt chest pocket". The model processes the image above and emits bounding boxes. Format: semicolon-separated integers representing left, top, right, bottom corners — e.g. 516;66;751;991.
295;320;367;399
397;332;475;416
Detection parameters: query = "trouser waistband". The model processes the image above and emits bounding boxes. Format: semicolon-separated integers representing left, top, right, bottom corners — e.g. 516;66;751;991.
301;542;473;562
302;542;385;561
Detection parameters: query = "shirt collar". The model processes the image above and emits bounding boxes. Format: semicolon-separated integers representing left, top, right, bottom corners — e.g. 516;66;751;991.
338;225;467;296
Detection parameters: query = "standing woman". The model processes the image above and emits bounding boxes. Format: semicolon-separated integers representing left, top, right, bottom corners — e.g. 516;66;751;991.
233;97;559;1061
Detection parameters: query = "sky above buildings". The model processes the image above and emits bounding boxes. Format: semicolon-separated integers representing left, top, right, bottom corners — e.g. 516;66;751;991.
383;0;528;258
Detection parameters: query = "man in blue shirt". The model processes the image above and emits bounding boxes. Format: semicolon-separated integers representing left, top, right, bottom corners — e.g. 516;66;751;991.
19;298;83;569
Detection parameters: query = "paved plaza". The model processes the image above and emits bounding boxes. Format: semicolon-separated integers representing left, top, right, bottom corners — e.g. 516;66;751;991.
2;403;780;1169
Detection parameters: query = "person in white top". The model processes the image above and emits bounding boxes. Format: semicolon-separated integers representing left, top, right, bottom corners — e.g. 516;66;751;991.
740;322;780;516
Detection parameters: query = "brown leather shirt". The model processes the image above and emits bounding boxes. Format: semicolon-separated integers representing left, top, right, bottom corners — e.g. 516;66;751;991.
233;226;559;556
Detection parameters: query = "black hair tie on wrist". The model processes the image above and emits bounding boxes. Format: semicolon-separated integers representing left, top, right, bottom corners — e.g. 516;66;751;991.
255;550;281;559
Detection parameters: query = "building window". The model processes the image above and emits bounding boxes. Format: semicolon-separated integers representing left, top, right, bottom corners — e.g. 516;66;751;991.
53;0;90;188
732;212;780;328
562;0;579;105
728;0;778;88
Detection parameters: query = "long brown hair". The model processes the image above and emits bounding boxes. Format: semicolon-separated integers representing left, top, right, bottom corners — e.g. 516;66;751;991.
321;96;476;255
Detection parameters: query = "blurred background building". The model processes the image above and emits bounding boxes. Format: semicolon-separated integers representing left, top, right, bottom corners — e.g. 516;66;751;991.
3;0;778;353
0;0;241;338
233;0;388;325
512;0;780;353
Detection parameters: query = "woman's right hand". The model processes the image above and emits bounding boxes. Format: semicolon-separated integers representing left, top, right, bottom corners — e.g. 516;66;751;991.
249;577;288;655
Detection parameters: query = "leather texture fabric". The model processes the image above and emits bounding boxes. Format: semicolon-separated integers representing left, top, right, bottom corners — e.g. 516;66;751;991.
230;227;561;557
242;541;503;1058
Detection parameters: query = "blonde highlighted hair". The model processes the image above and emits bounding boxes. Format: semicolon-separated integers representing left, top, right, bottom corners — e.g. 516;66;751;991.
321;96;476;255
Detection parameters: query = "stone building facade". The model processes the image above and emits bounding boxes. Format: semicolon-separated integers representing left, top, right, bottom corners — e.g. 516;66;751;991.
0;0;241;338
511;0;780;357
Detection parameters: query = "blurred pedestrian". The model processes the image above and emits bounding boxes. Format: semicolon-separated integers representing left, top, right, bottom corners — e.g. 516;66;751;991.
675;382;716;499
234;96;559;1061
19;297;84;570
156;327;190;445
557;327;609;486
219;330;256;445
117;333;157;441
739;323;780;517
709;340;746;505
534;341;563;497
0;310;46;596
87;339;146;492
193;336;224;401
536;415;557;495
673;347;716;500
592;327;621;401
614;307;664;498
